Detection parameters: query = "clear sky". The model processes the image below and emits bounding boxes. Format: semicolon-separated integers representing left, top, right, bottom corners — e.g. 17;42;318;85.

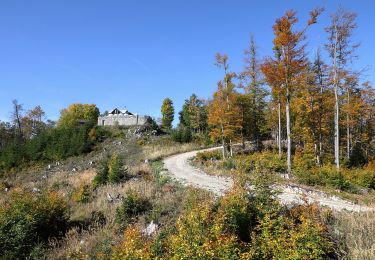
1;0;374;123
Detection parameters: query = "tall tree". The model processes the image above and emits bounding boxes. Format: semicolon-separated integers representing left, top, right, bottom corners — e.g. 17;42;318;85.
161;98;175;131
209;53;242;158
240;35;268;149
235;94;252;148
325;8;358;169
312;49;332;165
179;94;208;133
208;76;241;158
358;82;375;159
22;105;46;139
262;9;322;175
342;72;360;159
11;99;24;139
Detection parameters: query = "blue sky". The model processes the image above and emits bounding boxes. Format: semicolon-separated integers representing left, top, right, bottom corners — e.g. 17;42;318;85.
1;0;374;123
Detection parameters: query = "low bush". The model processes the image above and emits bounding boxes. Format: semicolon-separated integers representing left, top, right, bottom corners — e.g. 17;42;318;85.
93;153;128;187
108;153;127;184
93;157;110;187
171;127;192;143
72;183;92;203
0;190;69;258
195;150;222;162
110;176;335;259
235;152;286;174
294;163;374;193
112;225;153;259
230;151;374;193
115;191;152;228
167;196;241;259
222;157;236;170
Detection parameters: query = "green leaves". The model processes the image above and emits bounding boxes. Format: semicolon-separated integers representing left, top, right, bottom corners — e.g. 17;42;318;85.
161;98;175;131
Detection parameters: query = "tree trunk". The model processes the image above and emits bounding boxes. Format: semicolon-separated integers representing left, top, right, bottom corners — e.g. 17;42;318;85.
278;100;282;158
334;91;340;169
333;29;340;170
286;90;292;175
346;89;350;159
318;81;323;166
241;109;245;149
221;124;225;159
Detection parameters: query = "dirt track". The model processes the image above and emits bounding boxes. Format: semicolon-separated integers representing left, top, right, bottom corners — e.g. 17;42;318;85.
163;147;373;212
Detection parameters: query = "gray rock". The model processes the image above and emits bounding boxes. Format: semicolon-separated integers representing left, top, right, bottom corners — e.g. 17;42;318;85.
32;188;41;193
142;221;158;236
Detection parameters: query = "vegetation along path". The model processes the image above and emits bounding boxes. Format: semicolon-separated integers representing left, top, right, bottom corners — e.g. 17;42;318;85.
163;147;373;212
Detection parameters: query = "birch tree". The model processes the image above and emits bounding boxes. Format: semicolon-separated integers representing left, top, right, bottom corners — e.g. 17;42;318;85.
325;8;358;169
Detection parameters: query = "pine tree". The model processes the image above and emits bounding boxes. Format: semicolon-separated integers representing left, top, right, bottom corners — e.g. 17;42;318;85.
161;98;175;131
108;153;126;184
240;35;268;149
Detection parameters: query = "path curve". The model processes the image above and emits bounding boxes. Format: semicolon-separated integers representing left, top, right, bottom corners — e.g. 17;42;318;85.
163;147;373;212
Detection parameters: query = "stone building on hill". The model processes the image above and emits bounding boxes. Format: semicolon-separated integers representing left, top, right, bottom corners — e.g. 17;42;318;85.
98;108;151;126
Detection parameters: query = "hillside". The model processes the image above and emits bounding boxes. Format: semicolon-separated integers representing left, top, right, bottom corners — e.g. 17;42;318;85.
0;126;374;259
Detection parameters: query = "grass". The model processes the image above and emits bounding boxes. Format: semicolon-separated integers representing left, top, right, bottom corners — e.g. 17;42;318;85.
329;210;375;259
40;134;201;258
142;136;204;161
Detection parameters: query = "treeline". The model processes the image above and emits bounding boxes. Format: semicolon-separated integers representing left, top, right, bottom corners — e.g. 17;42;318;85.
169;7;373;174
159;95;209;143
0;102;104;174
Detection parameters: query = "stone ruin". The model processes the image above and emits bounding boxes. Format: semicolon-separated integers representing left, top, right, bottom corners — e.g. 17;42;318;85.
98;108;151;126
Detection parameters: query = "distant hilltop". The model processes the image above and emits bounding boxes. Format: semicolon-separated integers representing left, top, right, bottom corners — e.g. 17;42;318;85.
98;108;151;126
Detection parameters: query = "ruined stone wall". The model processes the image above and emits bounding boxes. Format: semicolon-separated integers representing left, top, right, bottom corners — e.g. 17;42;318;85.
98;115;149;126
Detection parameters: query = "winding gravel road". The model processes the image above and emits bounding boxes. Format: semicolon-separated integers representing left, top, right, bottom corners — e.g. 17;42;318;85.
163;147;373;212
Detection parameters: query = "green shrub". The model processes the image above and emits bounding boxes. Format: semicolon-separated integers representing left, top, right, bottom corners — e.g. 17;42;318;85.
115;191;151;228
72;183;92;203
93;153;128;187
216;187;255;242
348;143;368;168
0;190;69;258
171;127;192;143
166;181;334;259
93;157;109;187
235;152;286;174
222;158;236;170
358;169;375;189
196;150;222;162
108;153;127;184
167;197;241;259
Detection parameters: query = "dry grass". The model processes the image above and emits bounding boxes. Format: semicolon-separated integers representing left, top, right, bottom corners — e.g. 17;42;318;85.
330;210;375;259
142;139;202;160
47;223;118;259
70;180;155;222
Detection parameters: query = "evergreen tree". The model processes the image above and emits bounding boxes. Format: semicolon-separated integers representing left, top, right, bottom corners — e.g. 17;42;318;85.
161;98;175;131
108;153;126;184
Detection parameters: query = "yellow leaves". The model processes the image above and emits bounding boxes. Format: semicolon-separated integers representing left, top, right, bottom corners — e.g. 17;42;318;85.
208;80;242;144
112;225;152;260
167;195;242;259
57;103;99;128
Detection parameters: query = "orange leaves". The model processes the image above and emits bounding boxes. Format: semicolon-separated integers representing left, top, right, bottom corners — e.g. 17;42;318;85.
308;7;324;26
208;73;242;145
112;225;152;259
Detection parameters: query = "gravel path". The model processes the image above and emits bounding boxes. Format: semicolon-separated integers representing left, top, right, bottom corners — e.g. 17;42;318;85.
163;147;373;212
